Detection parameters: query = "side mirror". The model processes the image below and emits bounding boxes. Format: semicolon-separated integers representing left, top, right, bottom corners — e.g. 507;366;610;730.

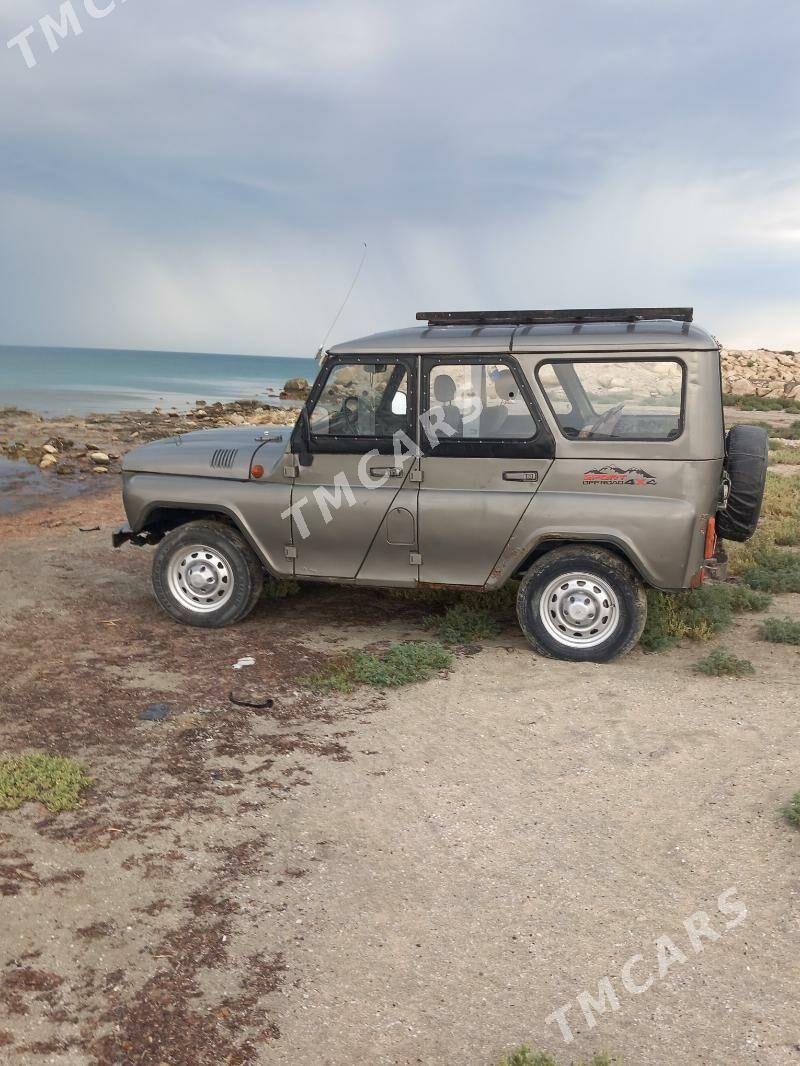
297;404;314;467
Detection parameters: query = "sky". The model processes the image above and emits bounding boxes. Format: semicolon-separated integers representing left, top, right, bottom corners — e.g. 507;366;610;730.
0;0;798;356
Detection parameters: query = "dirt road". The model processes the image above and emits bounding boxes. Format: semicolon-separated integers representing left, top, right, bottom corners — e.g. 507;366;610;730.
1;490;798;1065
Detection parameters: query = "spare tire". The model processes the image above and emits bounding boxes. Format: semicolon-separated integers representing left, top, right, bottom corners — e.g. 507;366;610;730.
716;423;769;542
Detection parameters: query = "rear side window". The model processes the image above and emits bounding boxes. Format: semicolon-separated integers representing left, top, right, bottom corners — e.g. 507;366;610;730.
537;359;684;441
428;362;537;440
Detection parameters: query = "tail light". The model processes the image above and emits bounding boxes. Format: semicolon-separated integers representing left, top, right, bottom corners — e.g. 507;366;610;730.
704;516;717;561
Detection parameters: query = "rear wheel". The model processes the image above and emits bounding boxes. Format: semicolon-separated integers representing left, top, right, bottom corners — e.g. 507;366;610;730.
516;545;647;662
152;520;264;628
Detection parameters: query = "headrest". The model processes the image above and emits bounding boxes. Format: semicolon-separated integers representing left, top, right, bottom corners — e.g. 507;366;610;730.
433;374;457;403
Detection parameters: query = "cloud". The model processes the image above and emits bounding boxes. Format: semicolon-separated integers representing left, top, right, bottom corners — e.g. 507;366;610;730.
0;0;798;352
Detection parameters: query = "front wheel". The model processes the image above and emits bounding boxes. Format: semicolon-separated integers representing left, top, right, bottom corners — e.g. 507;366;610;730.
152;520;264;628
516;545;647;662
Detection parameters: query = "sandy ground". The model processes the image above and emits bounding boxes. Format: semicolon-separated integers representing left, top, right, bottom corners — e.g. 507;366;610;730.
0;489;799;1066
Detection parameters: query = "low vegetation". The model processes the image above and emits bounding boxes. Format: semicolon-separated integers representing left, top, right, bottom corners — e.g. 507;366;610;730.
498;1049;619;1066
769;420;800;440
693;648;755;677
738;547;800;594
263;575;302;599
783;793;800;830
723;393;800;413
0;753;91;813
772;519;800;547
641;584;771;651
768;445;800;466
759;617;800;645
425;603;500;644
728;474;800;589
307;642;453;693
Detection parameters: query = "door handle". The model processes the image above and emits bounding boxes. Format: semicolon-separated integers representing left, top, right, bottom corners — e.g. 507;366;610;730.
502;470;539;483
370;466;403;478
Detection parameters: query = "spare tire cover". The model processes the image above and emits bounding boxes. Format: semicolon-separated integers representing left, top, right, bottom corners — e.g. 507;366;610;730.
716;423;769;542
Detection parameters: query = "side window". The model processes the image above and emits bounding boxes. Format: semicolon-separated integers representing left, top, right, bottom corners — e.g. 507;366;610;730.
310;362;409;438
537;359;684;441
428;362;537;440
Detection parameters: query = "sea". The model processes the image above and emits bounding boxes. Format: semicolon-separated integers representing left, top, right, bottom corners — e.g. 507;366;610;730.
0;345;320;416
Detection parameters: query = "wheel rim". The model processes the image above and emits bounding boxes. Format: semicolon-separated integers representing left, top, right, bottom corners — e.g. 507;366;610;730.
539;571;621;649
166;543;235;613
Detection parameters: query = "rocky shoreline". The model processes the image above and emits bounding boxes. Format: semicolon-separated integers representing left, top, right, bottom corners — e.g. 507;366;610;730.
0;398;302;479
0;398;304;515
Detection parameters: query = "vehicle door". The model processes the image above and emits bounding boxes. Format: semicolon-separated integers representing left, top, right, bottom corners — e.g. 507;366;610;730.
289;356;417;579
417;356;555;585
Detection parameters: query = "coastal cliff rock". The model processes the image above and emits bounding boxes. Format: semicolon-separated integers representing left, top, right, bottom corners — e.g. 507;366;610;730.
721;348;799;398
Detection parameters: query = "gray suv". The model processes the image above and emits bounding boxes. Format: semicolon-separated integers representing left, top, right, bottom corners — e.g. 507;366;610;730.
114;308;768;662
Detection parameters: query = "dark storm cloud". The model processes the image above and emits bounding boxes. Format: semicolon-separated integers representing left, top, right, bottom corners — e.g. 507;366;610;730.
1;0;798;352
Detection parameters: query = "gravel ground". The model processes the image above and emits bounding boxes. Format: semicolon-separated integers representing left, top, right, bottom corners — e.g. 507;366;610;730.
0;489;798;1066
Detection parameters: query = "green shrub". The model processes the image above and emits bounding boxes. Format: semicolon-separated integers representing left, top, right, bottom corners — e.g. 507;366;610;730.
497;1050;619;1066
641;584;771;651
768;446;800;466
307;642;453;693
425;603;500;644
0;753;92;813
759;618;800;645
742;549;800;593
723;393;800;413
693;648;755;677
784;792;800;829
772;519;800;547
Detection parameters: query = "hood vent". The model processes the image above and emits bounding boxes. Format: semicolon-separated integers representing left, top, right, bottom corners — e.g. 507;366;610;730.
210;448;239;470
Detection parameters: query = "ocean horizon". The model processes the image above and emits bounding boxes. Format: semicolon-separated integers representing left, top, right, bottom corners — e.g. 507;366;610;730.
0;344;320;416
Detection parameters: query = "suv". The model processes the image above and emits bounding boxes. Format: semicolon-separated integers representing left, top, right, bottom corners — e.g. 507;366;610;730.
114;308;768;662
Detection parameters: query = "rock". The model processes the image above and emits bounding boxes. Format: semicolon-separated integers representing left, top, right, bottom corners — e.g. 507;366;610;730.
39;454;58;470
42;443;58;455
92;466;109;474
283;377;311;396
228;414;246;426
89;451;110;464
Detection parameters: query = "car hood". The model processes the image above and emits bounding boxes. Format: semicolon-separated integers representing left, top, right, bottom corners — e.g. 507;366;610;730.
122;426;290;480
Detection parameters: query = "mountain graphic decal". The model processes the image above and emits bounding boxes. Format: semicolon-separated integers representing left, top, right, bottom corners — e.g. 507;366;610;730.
582;466;657;486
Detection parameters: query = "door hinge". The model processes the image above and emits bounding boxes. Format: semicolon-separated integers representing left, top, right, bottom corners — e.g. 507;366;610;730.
409;469;423;483
283;463;299;479
409;552;422;566
284;545;298;560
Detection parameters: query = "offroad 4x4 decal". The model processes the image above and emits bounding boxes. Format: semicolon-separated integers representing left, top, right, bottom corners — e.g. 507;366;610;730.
583;466;658;487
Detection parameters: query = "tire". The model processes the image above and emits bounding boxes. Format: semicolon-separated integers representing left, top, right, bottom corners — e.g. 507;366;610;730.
151;520;264;628
516;545;647;663
716;424;769;543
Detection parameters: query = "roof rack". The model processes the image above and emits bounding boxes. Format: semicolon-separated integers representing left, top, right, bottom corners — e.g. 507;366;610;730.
416;307;694;327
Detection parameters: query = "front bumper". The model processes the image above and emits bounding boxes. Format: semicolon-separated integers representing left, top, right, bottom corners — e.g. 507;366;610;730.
112;523;157;549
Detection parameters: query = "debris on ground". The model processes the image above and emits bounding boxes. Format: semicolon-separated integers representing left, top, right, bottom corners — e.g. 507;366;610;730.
229;692;275;709
139;703;171;722
233;656;256;671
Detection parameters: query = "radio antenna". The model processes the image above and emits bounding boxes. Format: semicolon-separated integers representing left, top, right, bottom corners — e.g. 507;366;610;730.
315;242;368;361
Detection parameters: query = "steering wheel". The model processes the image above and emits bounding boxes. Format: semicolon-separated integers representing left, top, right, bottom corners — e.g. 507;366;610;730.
579;402;625;439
